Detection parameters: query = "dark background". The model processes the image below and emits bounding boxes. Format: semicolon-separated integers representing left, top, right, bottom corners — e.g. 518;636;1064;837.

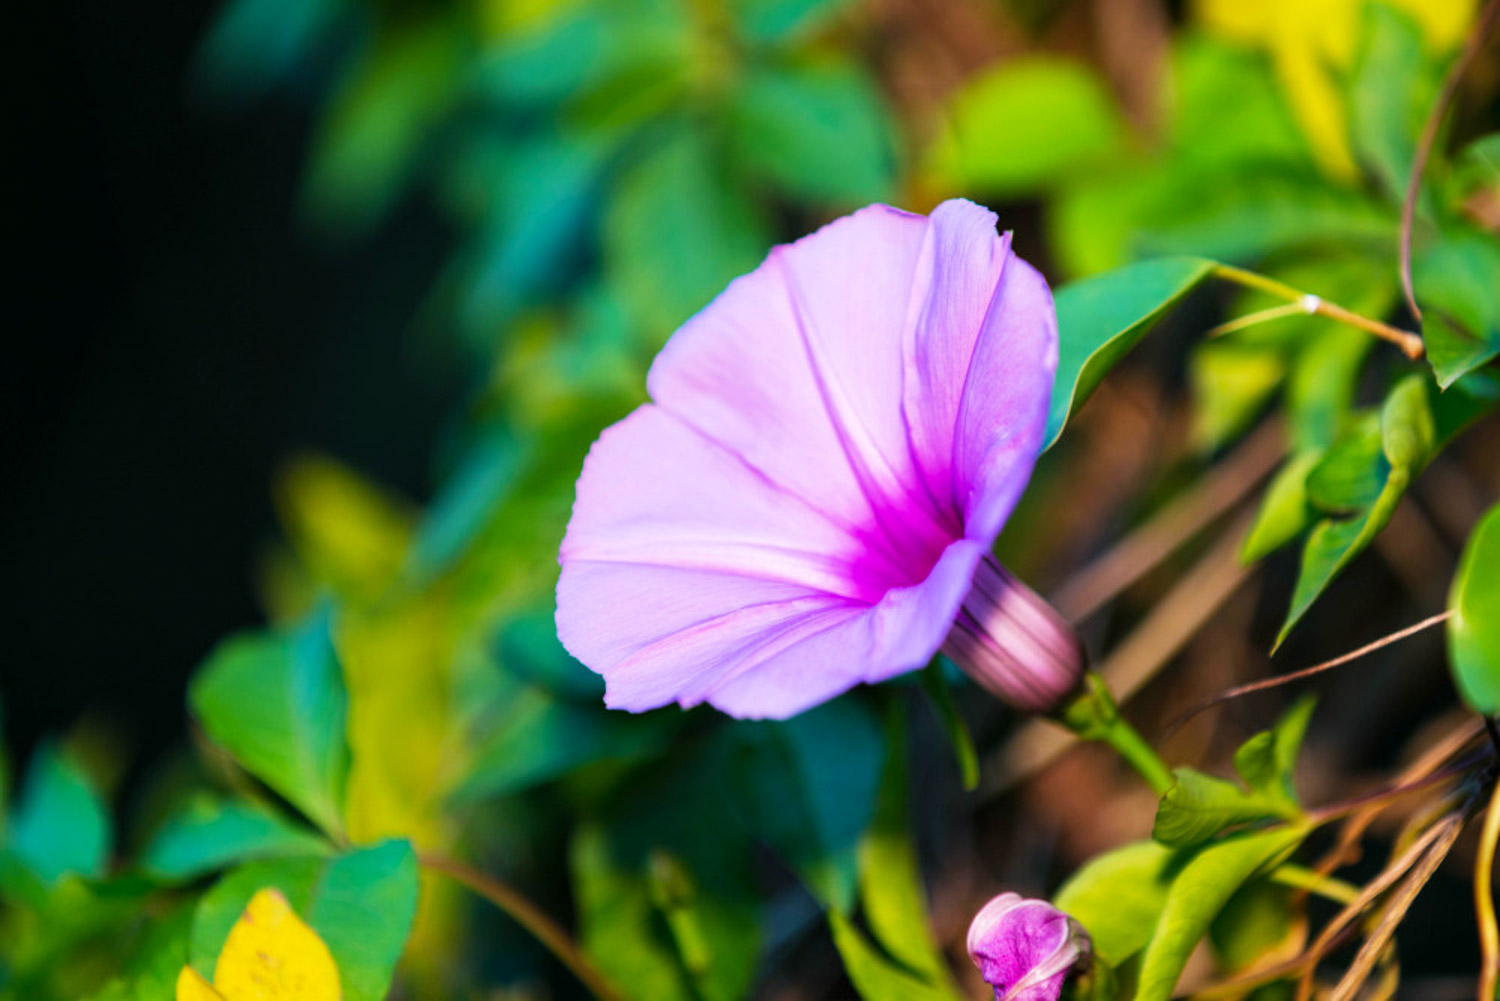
3;1;462;773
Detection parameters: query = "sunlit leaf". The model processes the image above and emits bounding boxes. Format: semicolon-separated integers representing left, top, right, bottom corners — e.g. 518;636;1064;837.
1152;768;1297;848
1232;694;1316;809
928;56;1126;194
190;608;349;837
201;889;341;1000
1241;451;1320;562
1448;504;1500;714
828;910;960;1001
1189;342;1285;452
1054;840;1177;965
1046;257;1215;448
1135;825;1307;1001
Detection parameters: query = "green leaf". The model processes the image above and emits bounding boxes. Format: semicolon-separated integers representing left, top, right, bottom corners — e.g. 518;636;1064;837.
1054;840;1177;965
1189;342;1285;452
192;0;346;104
189;607;349;837
855;703;961;992
1241;451;1320;563
1418;228;1500;387
573;744;762;1001
1152;768;1296;849
929;56;1125;194
573;815;759;1001
1209;878;1298;974
605;128;770;336
1449;504;1500;714
1286;324;1372;453
190;839;419;1001
828;910;960;1001
1135;826;1307;1001
732;0;854;41
1232;695;1316;809
1350;2;1430;198
1046;257;1215;448
729;56;895;204
728;699;885;912
1304;413;1386;513
452;683;675;802
85;905;195;1001
301;18;462;234
919;662;979;790
1277;376;1447;645
3;742;110;885
141;799;331;882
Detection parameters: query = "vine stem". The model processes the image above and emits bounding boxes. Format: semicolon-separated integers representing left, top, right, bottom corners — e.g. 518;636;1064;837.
1211;264;1425;360
1476;777;1500;1001
419;853;627;1001
1399;0;1500;320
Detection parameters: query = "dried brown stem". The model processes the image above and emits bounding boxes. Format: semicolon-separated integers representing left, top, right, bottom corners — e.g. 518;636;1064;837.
1476;779;1500;1001
1162;612;1453;740
1399;0;1500;320
1050;419;1284;623
1297;811;1467;1001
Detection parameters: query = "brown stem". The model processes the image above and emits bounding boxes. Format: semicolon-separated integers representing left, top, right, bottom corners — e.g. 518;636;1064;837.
1162;611;1453;740
1050;418;1284;623
1212;264;1425;360
419;854;626;1001
1476;779;1500;1001
1399;0;1500;321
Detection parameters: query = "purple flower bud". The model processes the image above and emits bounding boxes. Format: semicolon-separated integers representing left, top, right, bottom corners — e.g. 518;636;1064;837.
943;556;1086;713
967;893;1090;1001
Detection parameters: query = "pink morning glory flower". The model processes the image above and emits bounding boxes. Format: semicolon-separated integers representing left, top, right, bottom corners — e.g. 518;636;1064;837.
967;893;1090;1001
557;198;1080;719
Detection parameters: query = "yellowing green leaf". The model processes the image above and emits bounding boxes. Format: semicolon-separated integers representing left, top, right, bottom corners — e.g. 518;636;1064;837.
178;889;342;1001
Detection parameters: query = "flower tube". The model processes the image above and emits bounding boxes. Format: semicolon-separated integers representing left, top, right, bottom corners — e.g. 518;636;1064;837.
557;199;1084;719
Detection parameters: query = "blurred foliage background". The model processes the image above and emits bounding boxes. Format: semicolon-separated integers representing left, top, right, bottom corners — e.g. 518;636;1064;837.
4;0;1500;997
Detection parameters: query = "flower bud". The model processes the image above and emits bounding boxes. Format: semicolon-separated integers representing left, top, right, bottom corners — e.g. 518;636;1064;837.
967;892;1090;1001
943;556;1086;714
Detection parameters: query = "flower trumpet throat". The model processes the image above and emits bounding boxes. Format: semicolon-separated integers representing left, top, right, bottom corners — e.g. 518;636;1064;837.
943;555;1085;714
967;892;1090;1001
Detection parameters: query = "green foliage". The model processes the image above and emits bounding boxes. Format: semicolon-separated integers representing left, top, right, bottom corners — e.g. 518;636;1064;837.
141;800;331;883
189;608;350;837
928;56;1126;194
2;742;110;889
1417;228;1500;388
1046;257;1215;448
727;699;885;913
1448;504;1500;714
1054;840;1178;965
188;840;419;1001
1278;374;1498;645
1134;825;1307;1001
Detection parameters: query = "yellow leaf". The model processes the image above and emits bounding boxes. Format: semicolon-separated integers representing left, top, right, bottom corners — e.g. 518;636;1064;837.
1193;0;1477;179
274;454;415;607
176;967;226;1001
212;888;343;1000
